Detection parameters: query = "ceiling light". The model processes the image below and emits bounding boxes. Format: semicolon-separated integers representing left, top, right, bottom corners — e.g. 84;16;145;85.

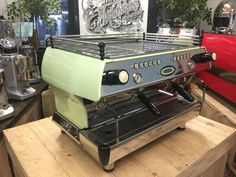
224;3;231;8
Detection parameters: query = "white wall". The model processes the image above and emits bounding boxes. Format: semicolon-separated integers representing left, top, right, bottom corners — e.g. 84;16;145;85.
201;0;224;31
0;0;7;16
0;0;16;17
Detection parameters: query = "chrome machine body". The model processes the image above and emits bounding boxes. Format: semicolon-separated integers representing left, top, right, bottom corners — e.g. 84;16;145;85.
0;68;14;120
42;33;216;171
12;22;41;83
0;20;36;100
19;44;41;83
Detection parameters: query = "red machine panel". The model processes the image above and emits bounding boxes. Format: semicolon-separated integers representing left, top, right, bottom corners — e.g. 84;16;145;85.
198;71;236;103
202;33;236;74
199;33;236;104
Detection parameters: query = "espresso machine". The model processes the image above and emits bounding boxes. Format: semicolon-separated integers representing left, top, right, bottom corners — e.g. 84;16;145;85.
0;68;14;120
0;20;36;100
42;33;216;171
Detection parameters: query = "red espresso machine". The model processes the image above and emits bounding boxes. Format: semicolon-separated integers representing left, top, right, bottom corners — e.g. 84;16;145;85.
198;33;236;104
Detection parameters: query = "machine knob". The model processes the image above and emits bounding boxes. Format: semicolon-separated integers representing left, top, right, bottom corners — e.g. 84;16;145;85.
102;70;129;85
133;73;142;84
192;53;217;64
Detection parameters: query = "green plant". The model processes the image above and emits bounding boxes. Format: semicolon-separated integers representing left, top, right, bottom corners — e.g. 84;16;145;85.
156;0;212;28
6;2;20;20
6;0;61;23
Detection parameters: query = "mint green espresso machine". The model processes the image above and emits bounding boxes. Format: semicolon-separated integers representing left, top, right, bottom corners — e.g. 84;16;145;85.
42;33;216;172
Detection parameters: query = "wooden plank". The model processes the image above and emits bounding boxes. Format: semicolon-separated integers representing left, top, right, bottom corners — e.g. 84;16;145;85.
0;96;43;177
4;116;236;177
4;124;72;177
0;137;12;177
192;84;236;175
191;84;236;127
129;116;235;177
201;154;228;177
41;88;55;118
28;119;153;177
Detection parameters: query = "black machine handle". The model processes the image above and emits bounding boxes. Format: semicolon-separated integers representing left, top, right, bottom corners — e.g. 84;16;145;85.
172;83;194;102
102;70;129;85
192;53;216;64
138;92;161;115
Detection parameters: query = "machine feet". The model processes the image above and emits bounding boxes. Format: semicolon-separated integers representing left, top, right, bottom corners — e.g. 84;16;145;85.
103;163;115;172
177;124;186;131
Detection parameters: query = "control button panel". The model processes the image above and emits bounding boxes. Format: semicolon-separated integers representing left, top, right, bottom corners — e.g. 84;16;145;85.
102;47;206;97
172;53;194;62
133;59;161;70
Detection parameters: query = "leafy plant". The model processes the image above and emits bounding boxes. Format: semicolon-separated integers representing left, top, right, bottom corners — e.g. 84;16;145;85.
6;2;20;21
156;0;212;28
6;0;61;23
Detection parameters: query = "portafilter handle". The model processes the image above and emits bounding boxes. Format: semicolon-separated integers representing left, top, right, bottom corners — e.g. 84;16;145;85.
192;53;217;72
172;83;195;102
192;53;216;64
138;92;161;115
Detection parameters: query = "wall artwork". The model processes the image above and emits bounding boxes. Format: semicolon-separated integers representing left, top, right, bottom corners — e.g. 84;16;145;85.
79;0;149;34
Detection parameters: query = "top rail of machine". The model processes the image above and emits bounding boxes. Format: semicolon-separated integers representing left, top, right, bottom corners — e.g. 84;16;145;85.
49;33;202;60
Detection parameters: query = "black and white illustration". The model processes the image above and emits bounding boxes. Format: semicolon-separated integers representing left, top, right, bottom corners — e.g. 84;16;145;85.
79;0;149;34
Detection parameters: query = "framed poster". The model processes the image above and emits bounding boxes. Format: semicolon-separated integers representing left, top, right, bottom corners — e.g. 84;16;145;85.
79;0;149;34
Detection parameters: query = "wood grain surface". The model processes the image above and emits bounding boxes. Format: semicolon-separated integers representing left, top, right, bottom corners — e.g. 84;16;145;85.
3;116;236;177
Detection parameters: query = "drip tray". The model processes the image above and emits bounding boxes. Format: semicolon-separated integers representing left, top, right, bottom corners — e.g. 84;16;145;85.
82;98;200;147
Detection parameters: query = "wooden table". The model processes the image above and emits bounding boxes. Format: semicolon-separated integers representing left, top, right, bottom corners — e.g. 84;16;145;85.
3;116;236;177
0;81;48;177
192;84;236;176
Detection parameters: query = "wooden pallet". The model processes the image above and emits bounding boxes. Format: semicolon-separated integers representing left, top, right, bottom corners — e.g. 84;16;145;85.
4;116;236;177
192;84;236;176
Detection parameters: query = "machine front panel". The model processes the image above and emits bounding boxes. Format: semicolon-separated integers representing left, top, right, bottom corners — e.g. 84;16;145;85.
102;48;205;97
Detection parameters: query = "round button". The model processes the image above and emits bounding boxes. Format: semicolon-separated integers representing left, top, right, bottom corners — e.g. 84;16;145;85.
134;63;139;69
119;70;129;84
152;60;157;65
133;73;142;84
148;60;153;66
139;62;144;68
157;59;161;65
173;56;177;62
144;61;148;67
